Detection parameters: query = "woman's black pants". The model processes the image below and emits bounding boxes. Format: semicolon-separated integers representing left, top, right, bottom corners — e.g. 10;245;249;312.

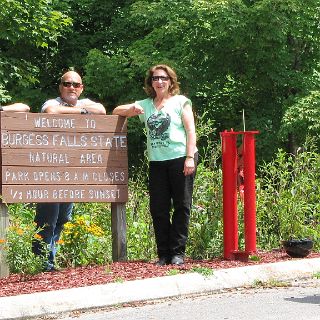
149;155;197;259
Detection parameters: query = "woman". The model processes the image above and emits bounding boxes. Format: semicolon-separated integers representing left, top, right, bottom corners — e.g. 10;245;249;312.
113;64;197;266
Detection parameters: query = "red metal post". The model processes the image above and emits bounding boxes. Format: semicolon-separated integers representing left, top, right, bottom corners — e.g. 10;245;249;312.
243;132;258;253
220;131;238;259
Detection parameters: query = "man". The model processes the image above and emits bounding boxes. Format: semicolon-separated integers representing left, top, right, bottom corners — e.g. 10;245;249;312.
33;70;106;271
40;71;106;114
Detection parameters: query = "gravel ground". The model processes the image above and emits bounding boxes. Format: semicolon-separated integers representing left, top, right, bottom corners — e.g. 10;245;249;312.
1;250;319;298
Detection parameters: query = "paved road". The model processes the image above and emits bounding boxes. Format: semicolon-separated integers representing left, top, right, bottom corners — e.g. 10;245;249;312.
59;278;320;320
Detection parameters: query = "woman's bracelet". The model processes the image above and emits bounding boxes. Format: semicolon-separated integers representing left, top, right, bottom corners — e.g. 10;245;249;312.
186;155;194;159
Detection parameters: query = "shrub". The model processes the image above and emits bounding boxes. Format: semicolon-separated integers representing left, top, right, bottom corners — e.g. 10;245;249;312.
3;138;319;275
256;138;320;249
5;204;47;275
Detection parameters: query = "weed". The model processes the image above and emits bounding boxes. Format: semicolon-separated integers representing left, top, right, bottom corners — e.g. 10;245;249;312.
105;264;112;274
252;278;289;288
190;266;214;277
249;255;261;262
167;269;180;276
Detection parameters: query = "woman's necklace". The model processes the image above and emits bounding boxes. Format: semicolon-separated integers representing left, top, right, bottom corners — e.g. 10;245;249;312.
153;95;171;111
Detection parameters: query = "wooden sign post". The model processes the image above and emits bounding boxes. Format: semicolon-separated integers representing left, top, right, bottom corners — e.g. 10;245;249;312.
0;112;128;277
0;204;9;277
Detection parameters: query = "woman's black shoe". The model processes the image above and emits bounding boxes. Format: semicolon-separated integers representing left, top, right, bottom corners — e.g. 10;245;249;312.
155;256;170;266
171;255;184;265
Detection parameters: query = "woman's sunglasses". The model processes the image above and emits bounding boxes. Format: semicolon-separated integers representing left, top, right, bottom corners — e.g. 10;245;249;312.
151;76;170;82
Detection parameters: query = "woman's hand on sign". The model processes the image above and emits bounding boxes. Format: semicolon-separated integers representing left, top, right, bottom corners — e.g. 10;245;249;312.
112;103;144;118
130;103;144;115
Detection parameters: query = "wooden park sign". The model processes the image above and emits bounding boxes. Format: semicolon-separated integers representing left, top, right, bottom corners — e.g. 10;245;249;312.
0;112;128;277
0;112;128;203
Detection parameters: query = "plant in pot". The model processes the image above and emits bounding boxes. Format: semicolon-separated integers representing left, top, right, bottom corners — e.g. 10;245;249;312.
256;141;320;258
280;145;320;257
282;239;313;258
279;186;316;258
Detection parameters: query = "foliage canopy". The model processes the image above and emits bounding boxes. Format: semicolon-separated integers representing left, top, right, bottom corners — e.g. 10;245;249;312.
1;0;319;158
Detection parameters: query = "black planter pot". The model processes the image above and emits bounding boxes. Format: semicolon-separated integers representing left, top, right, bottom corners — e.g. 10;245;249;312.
282;239;313;258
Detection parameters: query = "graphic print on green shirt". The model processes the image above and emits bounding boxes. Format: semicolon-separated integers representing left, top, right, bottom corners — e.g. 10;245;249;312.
147;111;171;144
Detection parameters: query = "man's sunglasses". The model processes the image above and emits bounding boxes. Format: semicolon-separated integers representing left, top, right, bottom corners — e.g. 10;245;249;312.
151;76;170;82
61;81;82;88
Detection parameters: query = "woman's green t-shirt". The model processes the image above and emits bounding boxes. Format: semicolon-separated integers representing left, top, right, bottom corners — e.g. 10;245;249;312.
136;95;192;161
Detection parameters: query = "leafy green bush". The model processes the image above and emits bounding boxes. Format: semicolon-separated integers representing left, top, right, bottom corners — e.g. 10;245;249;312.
3;138;320;275
187;162;224;259
256;138;320;249
4;204;47;276
57;213;110;268
126;161;156;261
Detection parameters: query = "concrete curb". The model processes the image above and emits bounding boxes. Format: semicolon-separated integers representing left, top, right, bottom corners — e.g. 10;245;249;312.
1;258;320;320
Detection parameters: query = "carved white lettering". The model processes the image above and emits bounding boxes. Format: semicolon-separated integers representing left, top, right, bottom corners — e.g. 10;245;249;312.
26;189;49;200
92;171;125;183
80;153;103;164
52;134;87;147
29;152;69;164
90;135;103;147
83;172;89;181
1;132;126;149
112;135;127;148
88;189;120;200
52;189;85;199
10;189;23;200
33;171;61;182
1;133;49;146
85;119;96;129
104;137;112;148
5;171;30;182
34;117;75;129
63;172;69;181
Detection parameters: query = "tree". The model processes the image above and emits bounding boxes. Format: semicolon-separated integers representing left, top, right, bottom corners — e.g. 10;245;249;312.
2;0;318;160
280;90;320;148
0;0;72;107
39;0;134;109
84;0;320;160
